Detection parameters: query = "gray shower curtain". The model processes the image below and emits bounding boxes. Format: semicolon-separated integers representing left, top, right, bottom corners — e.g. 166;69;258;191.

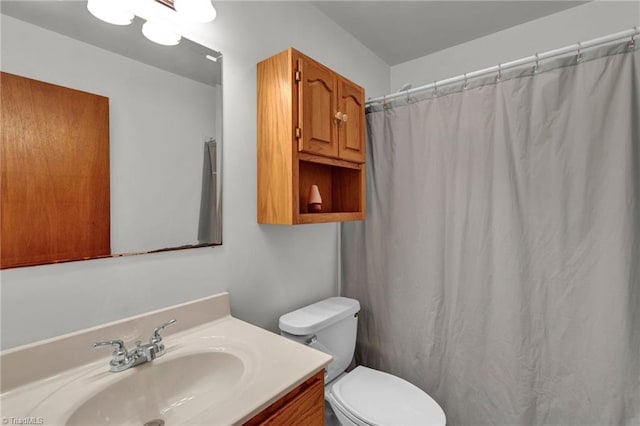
342;41;640;425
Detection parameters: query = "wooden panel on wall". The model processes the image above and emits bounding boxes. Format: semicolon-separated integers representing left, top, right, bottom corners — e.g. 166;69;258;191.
1;72;110;268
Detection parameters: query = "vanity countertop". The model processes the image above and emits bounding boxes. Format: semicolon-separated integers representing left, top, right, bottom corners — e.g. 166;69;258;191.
0;293;332;425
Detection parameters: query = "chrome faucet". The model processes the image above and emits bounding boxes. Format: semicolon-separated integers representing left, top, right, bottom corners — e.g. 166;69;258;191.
93;319;176;372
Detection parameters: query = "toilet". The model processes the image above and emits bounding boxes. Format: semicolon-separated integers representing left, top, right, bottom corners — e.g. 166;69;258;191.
279;297;446;426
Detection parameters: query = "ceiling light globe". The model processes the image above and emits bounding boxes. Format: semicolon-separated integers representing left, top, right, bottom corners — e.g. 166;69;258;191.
142;21;182;46
142;20;181;46
174;0;217;24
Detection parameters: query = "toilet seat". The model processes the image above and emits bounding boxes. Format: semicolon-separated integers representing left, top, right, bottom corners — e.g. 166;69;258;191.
328;366;446;426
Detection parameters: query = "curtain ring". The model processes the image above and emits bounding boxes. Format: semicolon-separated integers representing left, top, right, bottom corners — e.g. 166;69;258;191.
629;34;636;50
496;64;502;82
534;53;540;73
463;72;468;89
576;42;583;62
405;88;411;102
433;81;438;97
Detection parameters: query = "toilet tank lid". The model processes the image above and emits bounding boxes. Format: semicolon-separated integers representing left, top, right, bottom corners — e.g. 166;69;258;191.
279;297;360;335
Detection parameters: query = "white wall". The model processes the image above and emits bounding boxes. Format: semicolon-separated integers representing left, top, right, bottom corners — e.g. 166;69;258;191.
0;2;389;349
391;1;640;91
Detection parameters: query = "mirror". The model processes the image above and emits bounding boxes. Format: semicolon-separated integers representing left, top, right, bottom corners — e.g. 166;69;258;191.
1;0;222;265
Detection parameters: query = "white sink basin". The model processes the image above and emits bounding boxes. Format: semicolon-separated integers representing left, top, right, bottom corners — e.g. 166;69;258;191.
65;352;244;426
27;339;256;426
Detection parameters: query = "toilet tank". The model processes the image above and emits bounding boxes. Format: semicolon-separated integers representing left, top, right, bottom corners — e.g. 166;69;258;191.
279;297;360;383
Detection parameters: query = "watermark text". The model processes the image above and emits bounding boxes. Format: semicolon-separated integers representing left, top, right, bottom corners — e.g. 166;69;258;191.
2;418;45;425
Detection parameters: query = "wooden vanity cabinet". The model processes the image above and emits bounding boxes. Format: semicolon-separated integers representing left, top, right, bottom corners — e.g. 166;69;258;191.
257;48;366;225
244;370;325;426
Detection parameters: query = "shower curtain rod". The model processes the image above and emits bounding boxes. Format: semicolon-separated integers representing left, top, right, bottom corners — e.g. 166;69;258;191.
366;27;640;106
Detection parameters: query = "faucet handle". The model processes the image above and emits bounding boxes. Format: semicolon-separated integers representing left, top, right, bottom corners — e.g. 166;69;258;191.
93;340;130;365
93;339;126;353
150;319;176;344
149;319;176;358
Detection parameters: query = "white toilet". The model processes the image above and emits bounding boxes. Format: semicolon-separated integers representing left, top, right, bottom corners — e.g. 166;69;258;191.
279;297;446;426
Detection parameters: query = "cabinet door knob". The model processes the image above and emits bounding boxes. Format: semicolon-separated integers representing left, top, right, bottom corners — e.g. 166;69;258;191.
334;111;343;122
341;114;348;123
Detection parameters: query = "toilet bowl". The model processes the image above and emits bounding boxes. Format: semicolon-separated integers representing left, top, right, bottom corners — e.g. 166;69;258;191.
279;297;446;426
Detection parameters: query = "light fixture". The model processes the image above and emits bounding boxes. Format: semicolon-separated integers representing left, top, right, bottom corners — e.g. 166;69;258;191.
142;20;181;46
88;0;215;47
87;0;134;26
173;0;217;23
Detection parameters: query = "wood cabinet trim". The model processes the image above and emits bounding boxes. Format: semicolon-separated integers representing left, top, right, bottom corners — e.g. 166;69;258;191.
297;152;362;170
244;369;325;426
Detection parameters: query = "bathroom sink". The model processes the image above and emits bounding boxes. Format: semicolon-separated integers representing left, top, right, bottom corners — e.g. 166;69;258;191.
33;351;248;426
2;293;332;426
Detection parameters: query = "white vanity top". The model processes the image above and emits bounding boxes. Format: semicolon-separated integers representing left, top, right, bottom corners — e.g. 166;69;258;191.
0;293;332;425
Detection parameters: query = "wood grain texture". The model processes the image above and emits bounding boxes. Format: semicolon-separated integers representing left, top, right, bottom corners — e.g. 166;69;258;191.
297;211;364;224
338;77;366;163
332;166;363;213
244;370;325;426
299;161;334;214
257;48;366;225
298;161;364;217
257;49;295;224
297;152;360;170
1;72;110;268
298;55;338;158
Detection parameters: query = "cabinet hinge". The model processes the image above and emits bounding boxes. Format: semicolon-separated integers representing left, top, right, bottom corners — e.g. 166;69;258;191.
295;70;301;82
295;127;303;151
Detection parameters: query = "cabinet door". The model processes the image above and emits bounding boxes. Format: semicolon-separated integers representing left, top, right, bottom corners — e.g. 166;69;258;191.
337;78;365;163
1;72;110;268
298;57;338;158
244;370;325;426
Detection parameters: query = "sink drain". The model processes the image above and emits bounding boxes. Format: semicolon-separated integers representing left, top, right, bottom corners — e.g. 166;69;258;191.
144;420;165;426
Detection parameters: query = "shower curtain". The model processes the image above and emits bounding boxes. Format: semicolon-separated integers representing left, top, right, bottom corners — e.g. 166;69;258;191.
342;41;639;425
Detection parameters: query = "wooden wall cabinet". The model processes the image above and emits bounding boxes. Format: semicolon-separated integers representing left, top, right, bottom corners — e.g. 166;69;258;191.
257;48;366;225
244;370;325;426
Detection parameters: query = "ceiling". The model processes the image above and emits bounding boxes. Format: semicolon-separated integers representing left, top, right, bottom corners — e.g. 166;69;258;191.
311;1;588;66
